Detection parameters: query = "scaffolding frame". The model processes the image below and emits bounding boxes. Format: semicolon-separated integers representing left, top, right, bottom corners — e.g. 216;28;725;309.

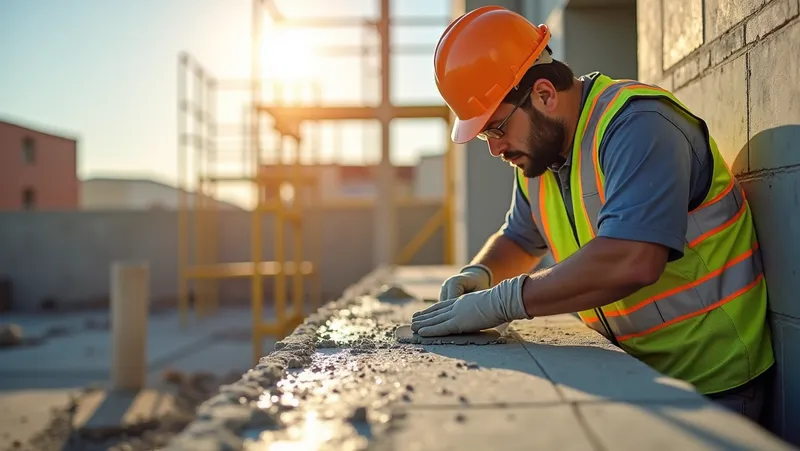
258;0;457;267
178;0;457;364
177;52;323;364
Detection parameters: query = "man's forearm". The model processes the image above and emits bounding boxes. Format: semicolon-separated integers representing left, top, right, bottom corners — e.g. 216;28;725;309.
520;237;668;317
471;232;543;286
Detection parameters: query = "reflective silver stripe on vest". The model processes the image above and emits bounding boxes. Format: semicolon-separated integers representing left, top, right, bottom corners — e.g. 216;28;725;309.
578;80;643;237
686;179;745;246
603;247;763;339
584;318;611;339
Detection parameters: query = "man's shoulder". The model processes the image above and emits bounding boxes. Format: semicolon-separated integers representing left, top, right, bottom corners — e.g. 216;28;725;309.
597;92;708;171
612;95;685;123
602;94;702;146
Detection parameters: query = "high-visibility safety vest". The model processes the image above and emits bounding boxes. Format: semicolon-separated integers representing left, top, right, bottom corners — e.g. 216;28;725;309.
517;73;774;395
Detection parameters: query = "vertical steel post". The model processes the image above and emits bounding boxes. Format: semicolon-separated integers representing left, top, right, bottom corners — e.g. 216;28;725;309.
177;53;189;328
207;76;220;313
193;65;207;318
374;0;396;267
251;0;264;364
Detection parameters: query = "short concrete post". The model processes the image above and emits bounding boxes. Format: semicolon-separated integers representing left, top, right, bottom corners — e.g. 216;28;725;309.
110;262;149;390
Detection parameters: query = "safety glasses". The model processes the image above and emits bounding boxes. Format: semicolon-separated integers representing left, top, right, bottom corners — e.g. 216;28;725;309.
476;85;534;141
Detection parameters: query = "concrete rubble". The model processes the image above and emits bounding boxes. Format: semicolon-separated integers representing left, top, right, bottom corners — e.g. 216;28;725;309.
0;324;23;347
1;368;245;451
161;265;798;451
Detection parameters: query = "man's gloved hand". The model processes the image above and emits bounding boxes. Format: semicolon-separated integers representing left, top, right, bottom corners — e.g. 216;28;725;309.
411;274;532;337
438;264;493;302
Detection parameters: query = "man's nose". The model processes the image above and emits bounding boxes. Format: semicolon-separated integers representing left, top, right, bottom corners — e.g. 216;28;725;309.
487;138;507;158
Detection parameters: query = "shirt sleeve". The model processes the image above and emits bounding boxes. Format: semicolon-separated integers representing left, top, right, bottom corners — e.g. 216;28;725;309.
597;109;693;261
499;172;550;258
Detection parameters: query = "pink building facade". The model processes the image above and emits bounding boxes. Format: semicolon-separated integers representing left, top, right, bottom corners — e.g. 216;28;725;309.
0;120;78;210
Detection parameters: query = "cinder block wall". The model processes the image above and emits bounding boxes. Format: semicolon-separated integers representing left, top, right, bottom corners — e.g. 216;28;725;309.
0;204;444;311
636;0;800;443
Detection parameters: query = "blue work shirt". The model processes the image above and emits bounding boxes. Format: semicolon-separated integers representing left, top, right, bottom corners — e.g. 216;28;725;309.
501;72;713;262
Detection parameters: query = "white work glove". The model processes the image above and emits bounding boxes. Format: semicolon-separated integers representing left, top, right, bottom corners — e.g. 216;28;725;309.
438;264;493;302
411;274;532;337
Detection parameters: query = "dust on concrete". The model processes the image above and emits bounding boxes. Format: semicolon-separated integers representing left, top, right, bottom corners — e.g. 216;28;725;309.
161;290;370;451
315;295;418;349
236;346;490;450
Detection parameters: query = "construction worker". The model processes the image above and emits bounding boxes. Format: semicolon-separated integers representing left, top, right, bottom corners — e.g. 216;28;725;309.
411;6;775;423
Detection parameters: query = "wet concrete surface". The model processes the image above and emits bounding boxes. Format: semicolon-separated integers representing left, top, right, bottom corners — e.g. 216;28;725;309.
161;265;797;450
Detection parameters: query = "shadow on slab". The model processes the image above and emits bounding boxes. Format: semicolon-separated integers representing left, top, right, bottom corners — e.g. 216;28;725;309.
421;337;785;451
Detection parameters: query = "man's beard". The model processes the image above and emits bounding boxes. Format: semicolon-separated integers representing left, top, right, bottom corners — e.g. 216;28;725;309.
503;107;568;178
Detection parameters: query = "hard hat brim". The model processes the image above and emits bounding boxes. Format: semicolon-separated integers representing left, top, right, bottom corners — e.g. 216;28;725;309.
450;103;500;144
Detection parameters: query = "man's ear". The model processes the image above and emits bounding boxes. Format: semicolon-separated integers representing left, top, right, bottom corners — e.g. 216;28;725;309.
531;79;558;113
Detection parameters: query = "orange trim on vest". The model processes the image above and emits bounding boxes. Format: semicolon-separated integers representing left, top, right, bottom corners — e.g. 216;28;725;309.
616;273;764;342
582;242;760;326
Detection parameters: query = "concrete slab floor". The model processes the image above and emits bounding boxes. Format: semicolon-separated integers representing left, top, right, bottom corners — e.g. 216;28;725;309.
164;266;798;451
0;306;274;450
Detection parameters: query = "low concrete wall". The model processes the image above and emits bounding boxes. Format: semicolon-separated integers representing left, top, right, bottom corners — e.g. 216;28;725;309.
0;203;444;311
637;0;800;443
164;265;795;450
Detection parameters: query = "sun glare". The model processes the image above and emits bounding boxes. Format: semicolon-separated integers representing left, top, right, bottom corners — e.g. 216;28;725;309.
260;15;318;83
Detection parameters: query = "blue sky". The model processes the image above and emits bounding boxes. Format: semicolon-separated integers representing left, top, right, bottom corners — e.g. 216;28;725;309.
0;0;452;203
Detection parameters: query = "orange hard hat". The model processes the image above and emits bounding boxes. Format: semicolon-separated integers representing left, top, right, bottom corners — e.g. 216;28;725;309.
434;6;551;143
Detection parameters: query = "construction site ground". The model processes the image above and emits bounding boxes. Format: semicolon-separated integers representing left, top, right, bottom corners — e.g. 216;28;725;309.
160;265;797;451
0;306;272;451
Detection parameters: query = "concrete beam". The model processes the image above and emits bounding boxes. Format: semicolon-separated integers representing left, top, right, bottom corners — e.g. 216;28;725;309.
257;105;452;122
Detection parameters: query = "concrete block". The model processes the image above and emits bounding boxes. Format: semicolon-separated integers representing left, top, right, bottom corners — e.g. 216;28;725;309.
637;0;663;82
379;406;595;451
580;401;796;450
746;0;800;44
672;56;701;89
698;48;712;73
740;171;800;319
769;314;800;445
513;319;703;403
662;0;703;68
706;0;767;42
674;55;748;172
749;20;800;171
710;25;745;66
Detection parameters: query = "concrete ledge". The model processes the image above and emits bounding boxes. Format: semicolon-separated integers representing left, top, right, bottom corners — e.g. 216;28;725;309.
164;265;796;450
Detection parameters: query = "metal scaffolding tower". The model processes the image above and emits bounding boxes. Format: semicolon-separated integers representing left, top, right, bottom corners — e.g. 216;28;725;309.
177;0;457;364
257;0;457;267
177;53;323;364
